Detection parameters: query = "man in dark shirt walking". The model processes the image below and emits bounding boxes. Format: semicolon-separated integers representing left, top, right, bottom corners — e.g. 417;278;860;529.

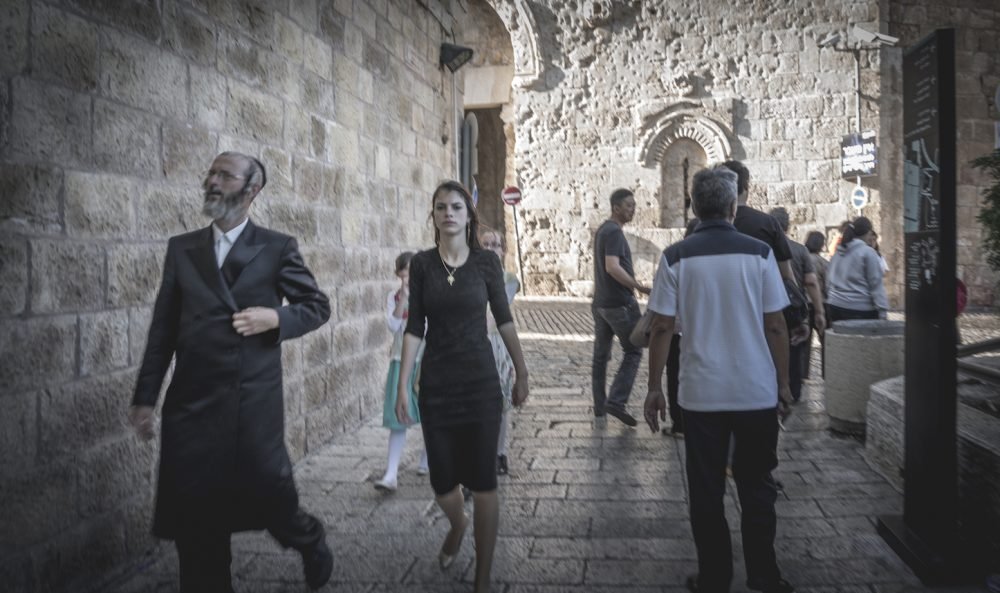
591;188;650;426
722;160;824;343
770;207;825;401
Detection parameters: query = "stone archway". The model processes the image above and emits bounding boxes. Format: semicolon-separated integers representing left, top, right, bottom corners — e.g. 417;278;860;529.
481;0;544;89
457;1;526;272
637;104;733;228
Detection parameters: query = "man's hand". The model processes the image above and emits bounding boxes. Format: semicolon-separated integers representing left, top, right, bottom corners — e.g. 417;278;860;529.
789;322;810;346
129;405;157;441
637;284;652;295
233;307;279;336
777;384;793;422
813;310;826;334
643;390;667;433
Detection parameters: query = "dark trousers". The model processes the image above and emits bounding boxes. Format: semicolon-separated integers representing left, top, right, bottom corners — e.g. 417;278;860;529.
803;305;816;380
684;408;782;591
788;340;805;402
176;508;325;593
591;299;642;413
665;334;684;428
821;304;879;377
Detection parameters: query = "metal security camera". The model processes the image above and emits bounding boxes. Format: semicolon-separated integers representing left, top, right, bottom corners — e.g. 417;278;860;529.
851;25;879;44
874;31;899;45
818;31;841;48
850;25;899;46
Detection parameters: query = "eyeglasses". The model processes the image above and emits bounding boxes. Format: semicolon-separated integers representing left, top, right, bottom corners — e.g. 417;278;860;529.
203;170;245;182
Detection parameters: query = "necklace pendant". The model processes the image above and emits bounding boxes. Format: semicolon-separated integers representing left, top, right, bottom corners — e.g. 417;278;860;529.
447;275;455;286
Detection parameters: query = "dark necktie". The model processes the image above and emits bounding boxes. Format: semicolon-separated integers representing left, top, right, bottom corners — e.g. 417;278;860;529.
221;254;238;287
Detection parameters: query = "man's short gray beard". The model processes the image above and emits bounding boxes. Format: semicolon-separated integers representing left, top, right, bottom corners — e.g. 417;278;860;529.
202;191;244;224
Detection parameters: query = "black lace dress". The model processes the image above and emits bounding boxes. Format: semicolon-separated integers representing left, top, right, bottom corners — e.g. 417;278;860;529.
404;247;513;493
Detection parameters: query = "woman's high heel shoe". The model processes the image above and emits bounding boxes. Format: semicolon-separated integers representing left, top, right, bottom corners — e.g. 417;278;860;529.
438;513;469;569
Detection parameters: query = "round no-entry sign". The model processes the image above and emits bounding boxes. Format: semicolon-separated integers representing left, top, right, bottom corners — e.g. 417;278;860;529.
851;185;869;210
501;186;522;206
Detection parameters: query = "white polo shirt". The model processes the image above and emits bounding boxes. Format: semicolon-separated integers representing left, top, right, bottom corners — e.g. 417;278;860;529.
648;220;789;412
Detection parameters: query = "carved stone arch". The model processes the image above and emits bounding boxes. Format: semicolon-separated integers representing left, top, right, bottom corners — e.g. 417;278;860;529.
482;0;544;88
638;110;733;169
636;106;734;228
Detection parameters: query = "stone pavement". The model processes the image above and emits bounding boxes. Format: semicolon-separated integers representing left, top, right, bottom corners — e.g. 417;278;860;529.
109;298;993;593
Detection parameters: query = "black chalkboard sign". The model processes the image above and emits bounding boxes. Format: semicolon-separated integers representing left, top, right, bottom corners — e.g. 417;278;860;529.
878;28;964;584
841;130;878;179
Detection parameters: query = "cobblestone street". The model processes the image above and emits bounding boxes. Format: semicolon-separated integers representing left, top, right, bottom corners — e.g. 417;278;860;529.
109;298;993;593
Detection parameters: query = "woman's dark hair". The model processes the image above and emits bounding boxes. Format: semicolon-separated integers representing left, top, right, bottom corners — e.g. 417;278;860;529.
840;216;873;247
394;251;414;274
431;180;481;249
805;231;825;254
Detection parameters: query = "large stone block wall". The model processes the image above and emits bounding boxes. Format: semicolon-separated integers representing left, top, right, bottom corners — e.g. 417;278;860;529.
483;0;881;296
457;0;999;303
0;0;460;590
880;0;1000;306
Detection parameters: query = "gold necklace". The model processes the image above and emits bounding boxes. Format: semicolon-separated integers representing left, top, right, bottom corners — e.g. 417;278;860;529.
439;251;458;286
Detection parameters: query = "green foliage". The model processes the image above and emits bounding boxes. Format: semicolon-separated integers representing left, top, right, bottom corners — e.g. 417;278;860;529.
973;149;1000;272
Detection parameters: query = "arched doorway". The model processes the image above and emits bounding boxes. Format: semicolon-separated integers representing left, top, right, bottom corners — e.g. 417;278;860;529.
637;104;734;229
659;139;708;228
456;1;518;260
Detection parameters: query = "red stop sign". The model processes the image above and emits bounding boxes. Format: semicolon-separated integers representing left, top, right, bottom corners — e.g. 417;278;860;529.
501;186;522;206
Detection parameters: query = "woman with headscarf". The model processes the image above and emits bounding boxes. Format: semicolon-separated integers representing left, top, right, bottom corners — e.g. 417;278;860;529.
825;216;889;325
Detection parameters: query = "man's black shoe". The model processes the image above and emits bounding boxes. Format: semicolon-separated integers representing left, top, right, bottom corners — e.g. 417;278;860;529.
604;406;637;427
747;577;795;593
686;575;699;592
686;575;727;593
303;538;333;590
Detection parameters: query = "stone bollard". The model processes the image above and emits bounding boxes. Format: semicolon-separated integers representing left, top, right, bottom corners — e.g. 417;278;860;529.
824;319;905;435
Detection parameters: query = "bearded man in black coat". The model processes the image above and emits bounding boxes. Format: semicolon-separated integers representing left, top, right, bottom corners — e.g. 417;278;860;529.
130;152;333;592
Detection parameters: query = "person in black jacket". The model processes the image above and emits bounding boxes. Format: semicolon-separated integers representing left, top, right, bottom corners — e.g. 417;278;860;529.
130;152;333;592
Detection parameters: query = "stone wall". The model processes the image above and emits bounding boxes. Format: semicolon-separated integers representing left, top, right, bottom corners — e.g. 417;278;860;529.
880;0;1000;306
0;0;459;590
460;0;999;304
476;0;880;296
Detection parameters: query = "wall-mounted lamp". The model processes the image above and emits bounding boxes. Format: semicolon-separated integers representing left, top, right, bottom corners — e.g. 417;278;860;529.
440;43;474;73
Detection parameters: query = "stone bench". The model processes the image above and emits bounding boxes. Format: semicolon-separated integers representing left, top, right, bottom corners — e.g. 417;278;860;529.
824;319;905;435
866;374;1000;569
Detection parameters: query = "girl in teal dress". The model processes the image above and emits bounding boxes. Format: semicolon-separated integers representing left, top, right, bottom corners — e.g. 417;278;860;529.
375;251;428;491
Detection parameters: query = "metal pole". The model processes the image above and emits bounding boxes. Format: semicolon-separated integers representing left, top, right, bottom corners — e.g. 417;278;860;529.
854;47;862;132
511;204;527;296
452;74;460;177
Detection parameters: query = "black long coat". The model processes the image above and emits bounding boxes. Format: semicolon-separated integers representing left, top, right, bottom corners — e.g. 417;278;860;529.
133;220;330;539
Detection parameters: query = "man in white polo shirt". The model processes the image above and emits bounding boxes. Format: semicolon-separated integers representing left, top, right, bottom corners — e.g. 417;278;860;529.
643;166;793;593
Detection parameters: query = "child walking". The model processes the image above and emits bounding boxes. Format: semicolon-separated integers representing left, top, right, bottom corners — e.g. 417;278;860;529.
375;251;428;491
479;228;521;475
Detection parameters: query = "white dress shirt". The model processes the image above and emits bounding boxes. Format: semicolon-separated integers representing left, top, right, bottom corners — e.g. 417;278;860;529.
212;218;249;268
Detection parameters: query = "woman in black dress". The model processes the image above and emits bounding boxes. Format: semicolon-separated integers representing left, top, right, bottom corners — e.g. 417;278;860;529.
396;181;529;592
